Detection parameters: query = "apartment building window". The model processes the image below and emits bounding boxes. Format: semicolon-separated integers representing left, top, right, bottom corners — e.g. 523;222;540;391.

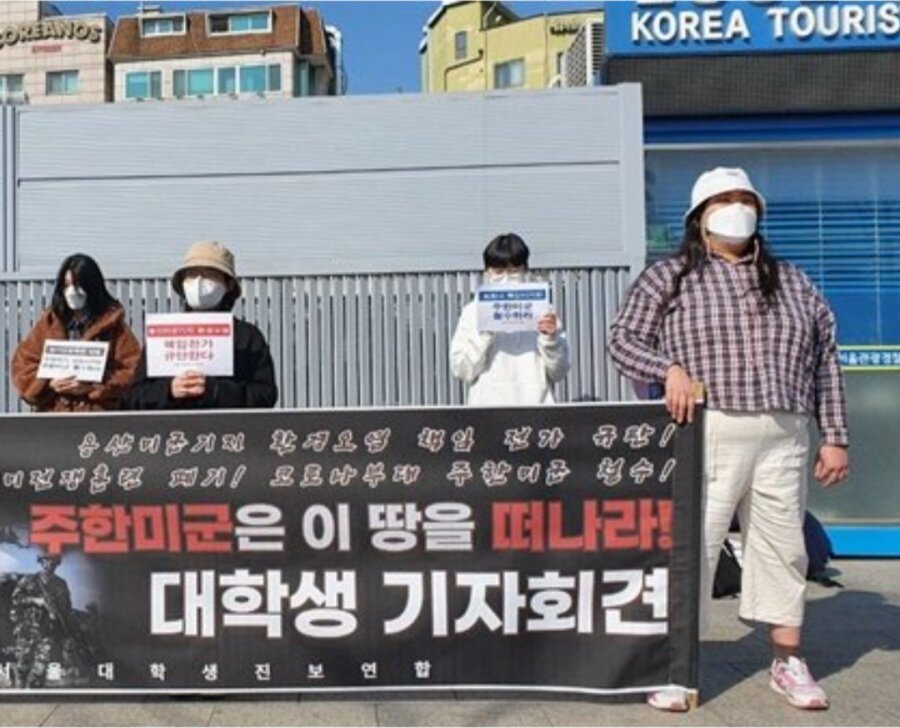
46;70;79;96
217;67;236;94
140;15;185;37
173;68;214;97
208;11;271;34
268;65;282;92
0;74;24;99
175;64;282;97
454;30;467;60
125;71;162;100
240;66;267;93
493;59;525;89
240;65;281;93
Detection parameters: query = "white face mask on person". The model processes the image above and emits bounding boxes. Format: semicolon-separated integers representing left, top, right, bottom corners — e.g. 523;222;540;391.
705;203;758;245
183;276;226;310
63;286;87;311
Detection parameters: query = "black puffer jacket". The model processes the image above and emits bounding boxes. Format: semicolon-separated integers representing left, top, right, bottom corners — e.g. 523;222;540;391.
126;318;278;410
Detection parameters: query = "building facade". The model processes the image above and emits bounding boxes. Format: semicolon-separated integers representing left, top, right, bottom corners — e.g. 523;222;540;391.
598;0;900;555
108;4;339;102
419;1;602;93
0;1;111;105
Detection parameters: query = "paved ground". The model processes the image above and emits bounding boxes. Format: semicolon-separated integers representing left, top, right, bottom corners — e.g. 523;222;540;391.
2;559;898;727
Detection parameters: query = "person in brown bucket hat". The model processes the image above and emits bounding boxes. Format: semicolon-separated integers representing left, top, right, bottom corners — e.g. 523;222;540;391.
126;241;278;409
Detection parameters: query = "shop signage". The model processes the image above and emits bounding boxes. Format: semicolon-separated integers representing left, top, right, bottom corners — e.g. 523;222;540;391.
605;1;900;57
0;19;103;51
839;346;900;371
550;20;582;36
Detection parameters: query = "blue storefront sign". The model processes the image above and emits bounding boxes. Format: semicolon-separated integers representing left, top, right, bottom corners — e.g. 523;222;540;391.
839;346;900;371
605;1;900;57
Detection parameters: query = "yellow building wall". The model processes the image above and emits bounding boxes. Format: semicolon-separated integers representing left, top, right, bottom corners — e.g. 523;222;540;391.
422;3;601;93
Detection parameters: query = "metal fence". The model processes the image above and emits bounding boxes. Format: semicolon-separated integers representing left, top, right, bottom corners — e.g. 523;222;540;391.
0;267;633;413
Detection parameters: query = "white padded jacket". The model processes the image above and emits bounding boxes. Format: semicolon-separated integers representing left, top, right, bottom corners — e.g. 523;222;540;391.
449;300;570;406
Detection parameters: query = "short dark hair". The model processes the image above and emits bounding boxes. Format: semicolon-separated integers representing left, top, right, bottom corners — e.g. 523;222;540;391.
483;233;530;270
51;254;119;324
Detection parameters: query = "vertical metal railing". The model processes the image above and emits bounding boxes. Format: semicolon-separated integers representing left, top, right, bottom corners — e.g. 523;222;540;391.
0;267;633;412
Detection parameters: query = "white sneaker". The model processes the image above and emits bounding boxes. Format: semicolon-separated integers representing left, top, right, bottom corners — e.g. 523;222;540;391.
769;656;829;710
647;688;689;712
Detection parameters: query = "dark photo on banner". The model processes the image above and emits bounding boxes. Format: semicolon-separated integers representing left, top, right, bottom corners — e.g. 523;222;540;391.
0;403;701;696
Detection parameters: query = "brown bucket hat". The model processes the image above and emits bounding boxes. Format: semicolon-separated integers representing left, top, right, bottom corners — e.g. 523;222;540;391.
171;241;241;298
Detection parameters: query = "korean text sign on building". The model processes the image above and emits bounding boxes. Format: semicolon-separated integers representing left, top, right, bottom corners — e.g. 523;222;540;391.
145;313;234;378
0;404;701;695
605;1;900;56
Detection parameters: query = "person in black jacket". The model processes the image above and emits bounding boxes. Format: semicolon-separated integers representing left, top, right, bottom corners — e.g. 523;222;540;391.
127;241;278;410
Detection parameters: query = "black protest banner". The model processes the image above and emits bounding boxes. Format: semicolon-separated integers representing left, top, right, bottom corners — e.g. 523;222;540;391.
0;403;701;695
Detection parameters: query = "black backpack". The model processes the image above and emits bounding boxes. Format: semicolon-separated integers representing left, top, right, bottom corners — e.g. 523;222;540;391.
804;511;841;586
712;539;742;599
712;511;841;598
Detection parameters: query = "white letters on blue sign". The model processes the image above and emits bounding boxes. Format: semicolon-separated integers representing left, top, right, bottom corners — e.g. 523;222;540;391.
627;1;900;48
632;7;749;44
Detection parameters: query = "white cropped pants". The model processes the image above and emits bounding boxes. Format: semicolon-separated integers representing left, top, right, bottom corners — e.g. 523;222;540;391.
700;410;811;629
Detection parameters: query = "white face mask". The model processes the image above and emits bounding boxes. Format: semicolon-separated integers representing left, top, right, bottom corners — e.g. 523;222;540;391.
183;276;226;310
63;286;87;311
705;203;758;245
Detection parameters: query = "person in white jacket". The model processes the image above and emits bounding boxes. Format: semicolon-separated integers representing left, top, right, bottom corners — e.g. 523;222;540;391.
450;233;570;406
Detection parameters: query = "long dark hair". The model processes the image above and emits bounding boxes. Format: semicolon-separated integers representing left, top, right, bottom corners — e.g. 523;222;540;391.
51;254;119;324
667;204;781;306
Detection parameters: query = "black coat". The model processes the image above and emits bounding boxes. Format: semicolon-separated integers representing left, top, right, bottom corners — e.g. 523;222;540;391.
126;318;278;410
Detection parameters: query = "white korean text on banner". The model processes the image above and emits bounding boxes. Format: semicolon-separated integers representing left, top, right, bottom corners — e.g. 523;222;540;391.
0;404;701;695
145;313;234;378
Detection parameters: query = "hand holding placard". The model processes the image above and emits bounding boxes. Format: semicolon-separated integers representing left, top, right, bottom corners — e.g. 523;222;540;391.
170;371;206;399
145;313;234;378
37;340;110;383
476;282;551;334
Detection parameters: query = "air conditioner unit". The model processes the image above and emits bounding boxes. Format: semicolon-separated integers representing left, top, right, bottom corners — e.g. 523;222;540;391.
563;19;604;88
0;89;27;105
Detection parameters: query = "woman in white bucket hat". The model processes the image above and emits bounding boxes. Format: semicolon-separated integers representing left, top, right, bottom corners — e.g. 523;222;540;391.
609;167;849;711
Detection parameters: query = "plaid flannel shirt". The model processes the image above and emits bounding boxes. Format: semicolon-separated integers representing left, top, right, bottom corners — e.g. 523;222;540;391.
609;254;849;446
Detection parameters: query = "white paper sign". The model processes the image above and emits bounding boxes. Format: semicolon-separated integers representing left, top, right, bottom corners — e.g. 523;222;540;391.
145;313;234;378
37;340;110;383
476;282;551;333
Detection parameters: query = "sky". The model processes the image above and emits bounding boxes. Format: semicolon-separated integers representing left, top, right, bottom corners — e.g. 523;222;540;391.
54;0;599;95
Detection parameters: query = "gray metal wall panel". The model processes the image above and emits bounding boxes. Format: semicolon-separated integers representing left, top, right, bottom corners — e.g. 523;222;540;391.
1;106;12;273
17;90;626;179
0;268;630;414
16;166;627;276
9;86;646;279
